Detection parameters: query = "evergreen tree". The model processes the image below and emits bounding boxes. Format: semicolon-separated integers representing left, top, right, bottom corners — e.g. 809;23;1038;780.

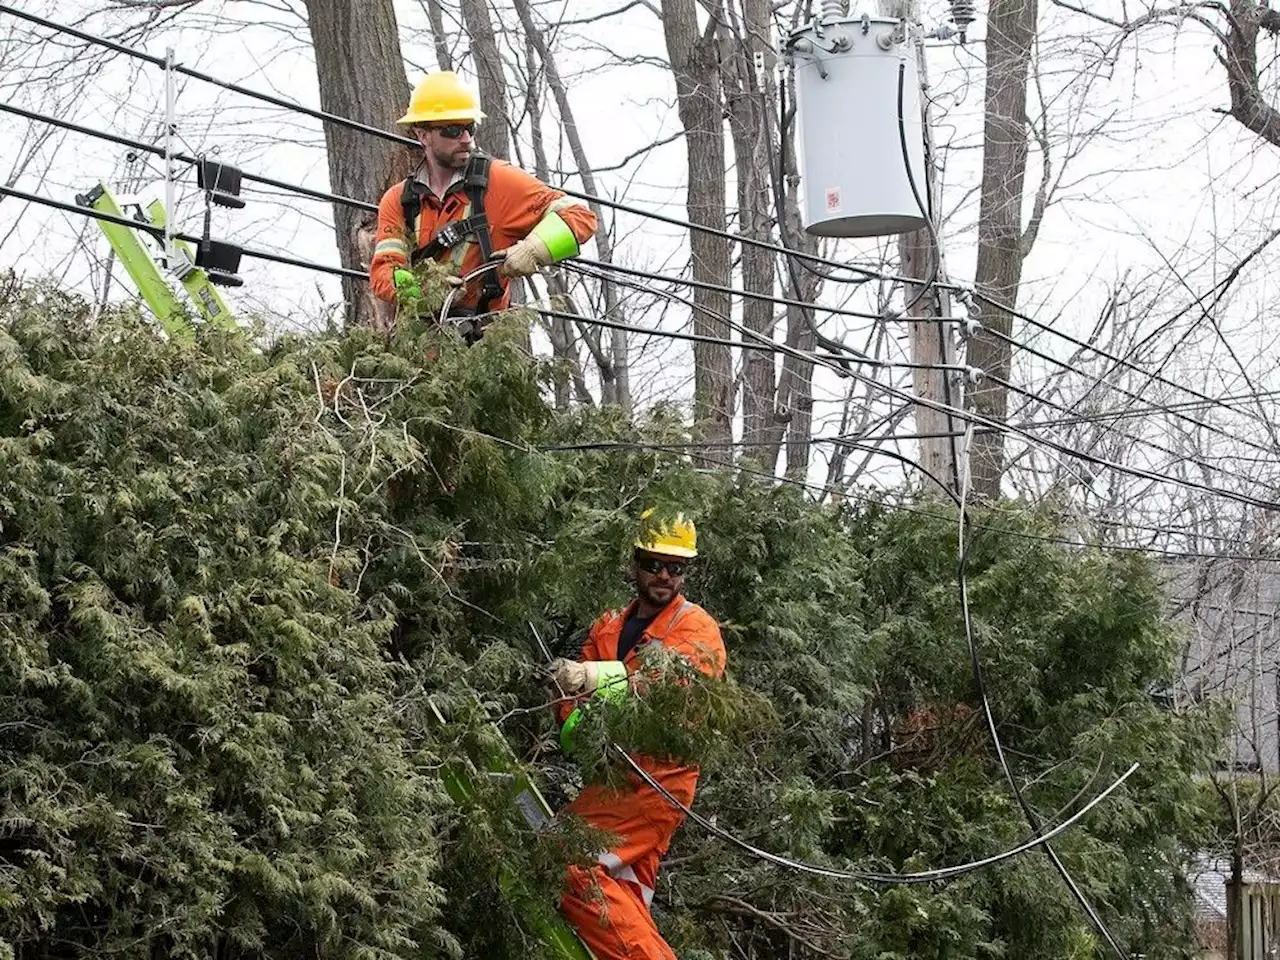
0;277;1223;958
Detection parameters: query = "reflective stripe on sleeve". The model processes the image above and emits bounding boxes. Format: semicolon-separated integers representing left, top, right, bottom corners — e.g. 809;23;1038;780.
375;238;409;259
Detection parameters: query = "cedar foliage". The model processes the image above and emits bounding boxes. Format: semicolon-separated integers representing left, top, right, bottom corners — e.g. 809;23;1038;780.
0;275;1223;959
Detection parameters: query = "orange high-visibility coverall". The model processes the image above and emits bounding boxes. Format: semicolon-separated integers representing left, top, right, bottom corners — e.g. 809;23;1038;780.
556;595;726;959
368;160;598;311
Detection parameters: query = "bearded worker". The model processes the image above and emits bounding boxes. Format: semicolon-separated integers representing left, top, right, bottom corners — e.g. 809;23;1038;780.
369;71;597;336
548;511;726;959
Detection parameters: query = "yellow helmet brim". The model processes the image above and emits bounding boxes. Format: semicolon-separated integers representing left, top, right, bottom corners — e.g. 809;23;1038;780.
396;106;486;125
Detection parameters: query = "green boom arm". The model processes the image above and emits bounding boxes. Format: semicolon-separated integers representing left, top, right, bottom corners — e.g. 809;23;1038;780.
429;700;594;959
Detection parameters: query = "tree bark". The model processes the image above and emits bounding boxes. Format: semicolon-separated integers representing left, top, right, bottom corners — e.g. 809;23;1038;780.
770;61;819;478
303;0;414;329
968;0;1038;498
1223;1;1280;147
460;0;511;160
522;26;590;409
663;0;733;456
725;0;778;468
514;0;630;409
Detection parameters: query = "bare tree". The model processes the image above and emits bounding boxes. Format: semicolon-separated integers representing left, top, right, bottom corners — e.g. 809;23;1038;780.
459;0;511;160
515;0;632;409
423;0;456;71
663;0;734;455
302;0;415;329
724;0;780;468
967;0;1039;498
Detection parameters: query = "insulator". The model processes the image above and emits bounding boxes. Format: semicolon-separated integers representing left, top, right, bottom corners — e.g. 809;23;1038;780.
949;0;977;39
821;0;846;21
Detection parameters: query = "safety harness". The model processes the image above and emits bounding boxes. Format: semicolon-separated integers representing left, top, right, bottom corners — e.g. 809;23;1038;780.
399;153;506;316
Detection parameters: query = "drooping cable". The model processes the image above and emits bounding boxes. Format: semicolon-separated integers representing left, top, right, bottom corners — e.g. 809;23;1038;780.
537;633;1142;886
891;48;1131;953
612;746;1139;885
16;169;1280;518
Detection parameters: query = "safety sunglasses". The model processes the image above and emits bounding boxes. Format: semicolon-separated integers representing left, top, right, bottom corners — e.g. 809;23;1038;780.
429;122;476;139
635;555;688;578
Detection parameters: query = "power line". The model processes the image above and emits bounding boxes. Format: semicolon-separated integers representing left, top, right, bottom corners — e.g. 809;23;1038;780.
0;183;364;280
0;3;886;285
980;325;1277;460
6;94;949;339
972;286;1278;437
20;161;1280;520
614;745;1139;885
0;100;377;213
8;7;1280;521
5;1;1269;453
544;438;1280;563
564;254;1280;515
988;373;1272;493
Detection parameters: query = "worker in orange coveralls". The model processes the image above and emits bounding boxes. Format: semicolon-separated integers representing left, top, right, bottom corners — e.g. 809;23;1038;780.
548;511;727;959
369;71;597;337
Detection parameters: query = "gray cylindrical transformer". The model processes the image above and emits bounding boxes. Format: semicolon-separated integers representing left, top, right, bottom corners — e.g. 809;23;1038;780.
789;18;927;239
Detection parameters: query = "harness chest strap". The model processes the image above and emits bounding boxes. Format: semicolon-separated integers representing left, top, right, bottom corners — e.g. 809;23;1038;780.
400;155;504;311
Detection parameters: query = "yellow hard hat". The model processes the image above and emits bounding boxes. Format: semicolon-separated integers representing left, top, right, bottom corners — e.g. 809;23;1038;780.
398;71;485;125
634;508;698;559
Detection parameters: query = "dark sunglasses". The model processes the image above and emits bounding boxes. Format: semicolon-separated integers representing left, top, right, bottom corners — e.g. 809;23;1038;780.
635;555;688;577
429;122;476;139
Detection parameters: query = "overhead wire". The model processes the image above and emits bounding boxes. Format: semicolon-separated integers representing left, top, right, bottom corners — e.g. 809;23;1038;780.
10;107;1279;518
543;436;1280;563
564;245;1280;514
979;320;1278;460
0;99;378;213
564;260;957;372
971;285;1279;436
0;182;363;279
536;631;1141;888
886;52;1129;956
5;0;1275;449
5;11;1272;452
613;747;1139;885
987;372;1273;492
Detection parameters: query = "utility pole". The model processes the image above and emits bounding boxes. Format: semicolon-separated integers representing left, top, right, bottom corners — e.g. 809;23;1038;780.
899;12;963;497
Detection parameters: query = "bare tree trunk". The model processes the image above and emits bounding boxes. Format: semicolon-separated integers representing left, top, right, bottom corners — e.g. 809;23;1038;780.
968;0;1037;498
303;0;414;329
460;0;510;160
663;0;733;456
784;303;816;480
513;0;630;409
424;0;455;71
1224;0;1280;147
769;59;819;478
725;0;778;468
1227;838;1244;960
523;27;589;409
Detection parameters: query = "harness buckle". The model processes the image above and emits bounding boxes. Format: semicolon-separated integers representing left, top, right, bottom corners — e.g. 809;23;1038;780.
433;220;466;250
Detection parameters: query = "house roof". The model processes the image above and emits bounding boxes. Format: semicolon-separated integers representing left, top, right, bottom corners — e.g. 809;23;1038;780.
1191;857;1280;921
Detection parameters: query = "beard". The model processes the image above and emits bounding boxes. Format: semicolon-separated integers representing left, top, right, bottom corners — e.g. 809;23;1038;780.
639;579;676;607
432;141;471;170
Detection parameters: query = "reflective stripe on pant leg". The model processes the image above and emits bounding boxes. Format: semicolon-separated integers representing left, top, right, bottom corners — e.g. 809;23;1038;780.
561;865;676;960
597;854;657;911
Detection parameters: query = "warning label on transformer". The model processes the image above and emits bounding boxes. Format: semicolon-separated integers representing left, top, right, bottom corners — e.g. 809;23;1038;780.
825;188;842;213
